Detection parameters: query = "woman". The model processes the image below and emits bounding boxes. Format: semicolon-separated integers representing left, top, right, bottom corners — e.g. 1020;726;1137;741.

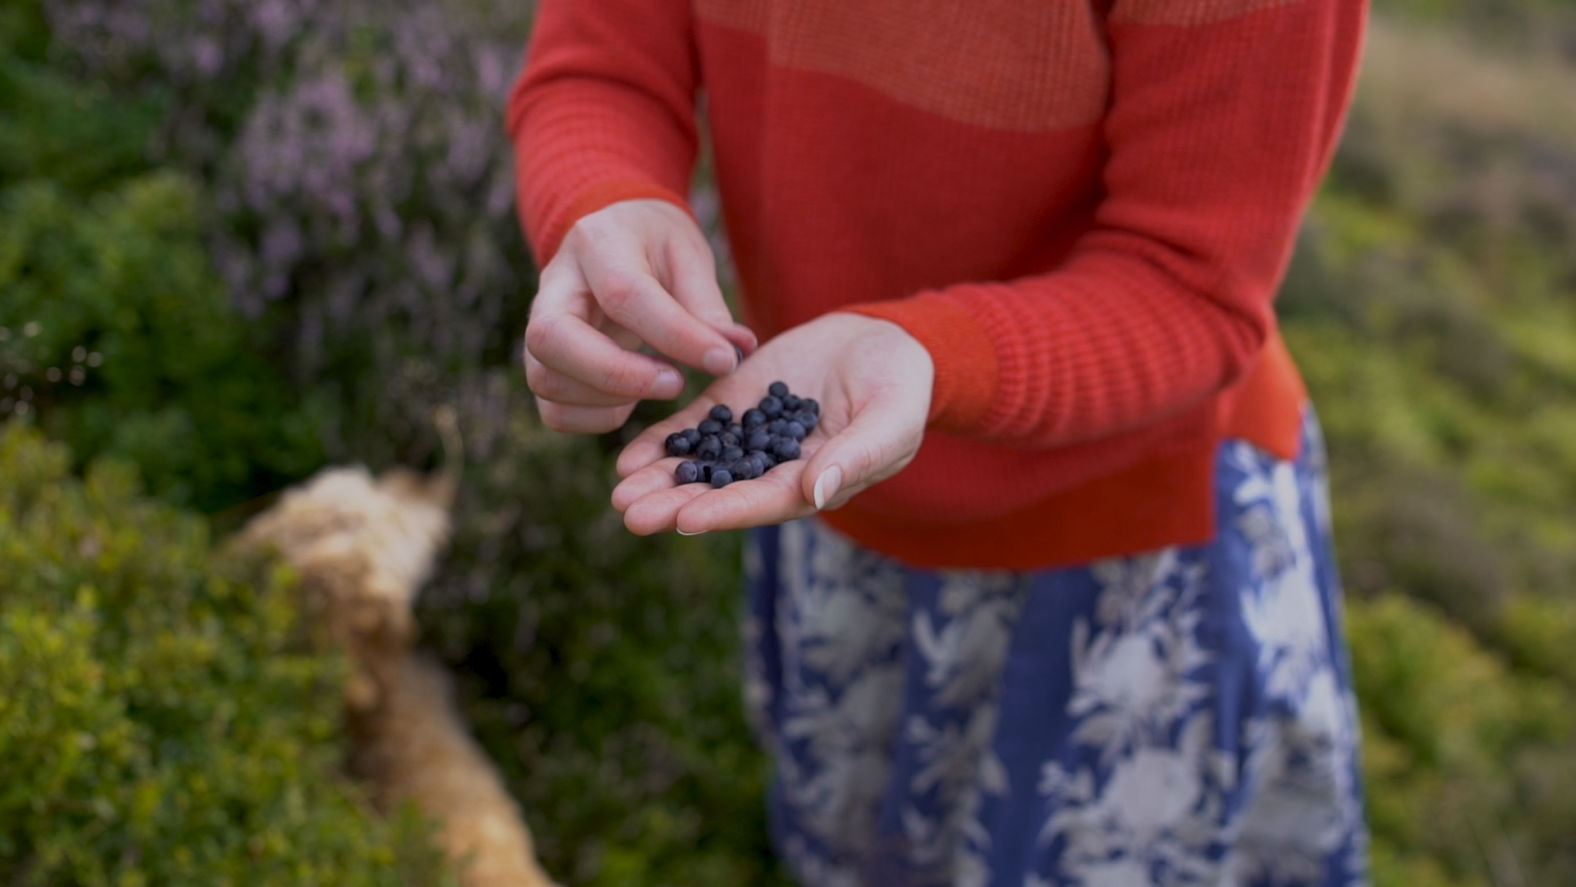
509;1;1370;884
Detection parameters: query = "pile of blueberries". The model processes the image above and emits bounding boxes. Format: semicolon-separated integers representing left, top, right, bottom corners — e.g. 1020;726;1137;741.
665;381;819;488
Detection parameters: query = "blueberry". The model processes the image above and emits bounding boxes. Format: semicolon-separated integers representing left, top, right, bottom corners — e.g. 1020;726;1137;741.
731;458;757;480
768;418;789;436
785;421;806;441
675;461;701;484
728;423;743;438
768;381;789;398
795;410;818;432
698;418;723;435
803;398;820;416
665;432;692;457
774;438;801;461
720;431;740;448
782;394;802;412
742;408;766;429
711;468;734;488
721;444;744;464
709;404;733;424
759;395;783;418
696;437;722;460
682;427;702;446
746;429;771;452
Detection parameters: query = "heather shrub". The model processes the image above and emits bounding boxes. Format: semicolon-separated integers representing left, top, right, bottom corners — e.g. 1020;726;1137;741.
0;421;457;886
46;0;538;466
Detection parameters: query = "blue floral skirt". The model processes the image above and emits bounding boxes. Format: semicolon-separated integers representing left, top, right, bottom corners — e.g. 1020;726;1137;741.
743;411;1369;887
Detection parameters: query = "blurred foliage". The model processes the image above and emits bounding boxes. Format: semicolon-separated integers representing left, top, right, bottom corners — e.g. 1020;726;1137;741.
1281;5;1576;885
0;173;330;512
413;396;790;885
42;0;538;469
1349;595;1576;887
0;422;458;886
2;0;1573;884
0;4;328;512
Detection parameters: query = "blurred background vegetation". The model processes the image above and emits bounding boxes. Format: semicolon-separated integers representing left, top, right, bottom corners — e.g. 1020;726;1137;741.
0;0;1572;884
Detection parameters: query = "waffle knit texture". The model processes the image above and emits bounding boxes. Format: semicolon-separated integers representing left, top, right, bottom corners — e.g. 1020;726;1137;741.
507;0;1367;569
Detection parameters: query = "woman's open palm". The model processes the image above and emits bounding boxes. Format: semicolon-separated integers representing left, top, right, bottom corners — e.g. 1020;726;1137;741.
612;313;934;535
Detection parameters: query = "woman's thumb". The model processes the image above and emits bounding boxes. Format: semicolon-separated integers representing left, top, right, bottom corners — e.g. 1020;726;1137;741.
802;399;921;511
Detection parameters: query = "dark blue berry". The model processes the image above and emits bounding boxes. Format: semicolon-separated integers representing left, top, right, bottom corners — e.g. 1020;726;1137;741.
746;429;772;452
782;394;802;412
696;437;722;460
774;438;801;461
742;408;766;429
728;423;743;438
803;398;820;416
711;469;734;488
720;445;744;464
768;381;789;398
698;418;723;435
681;427;702;446
720;431;740;447
675;461;701;484
768;418;789;436
759;396;783;418
795;410;818;432
709;404;733;424
665;432;692;457
785;421;806;441
731;458;757;480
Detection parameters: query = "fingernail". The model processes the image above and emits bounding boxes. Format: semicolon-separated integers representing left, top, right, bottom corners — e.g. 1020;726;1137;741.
651;368;684;397
702;346;736;376
813;465;843;510
677;527;707;537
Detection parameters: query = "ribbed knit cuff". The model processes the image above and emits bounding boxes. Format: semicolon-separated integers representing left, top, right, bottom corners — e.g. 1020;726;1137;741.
842;293;999;433
532;178;695;263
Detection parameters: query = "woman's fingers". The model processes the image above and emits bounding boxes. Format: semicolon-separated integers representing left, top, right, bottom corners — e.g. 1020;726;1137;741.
525;313;685;403
617;458;815;535
579;253;739;376
664;237;758;356
534;398;637;434
673;461;814;533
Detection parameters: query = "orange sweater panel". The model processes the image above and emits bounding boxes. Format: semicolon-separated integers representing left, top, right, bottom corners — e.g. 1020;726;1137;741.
508;0;1367;568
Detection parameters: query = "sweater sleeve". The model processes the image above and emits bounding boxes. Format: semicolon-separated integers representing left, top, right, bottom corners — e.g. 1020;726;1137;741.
505;0;700;264
845;0;1366;445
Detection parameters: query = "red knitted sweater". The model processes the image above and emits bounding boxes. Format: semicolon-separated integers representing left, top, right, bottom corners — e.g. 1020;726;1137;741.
508;0;1367;569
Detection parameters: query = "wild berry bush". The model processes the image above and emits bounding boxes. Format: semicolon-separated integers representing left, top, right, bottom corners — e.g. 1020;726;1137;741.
0;421;457;886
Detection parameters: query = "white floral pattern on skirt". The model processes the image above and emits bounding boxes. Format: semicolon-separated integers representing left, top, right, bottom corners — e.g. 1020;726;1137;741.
743;411;1369;887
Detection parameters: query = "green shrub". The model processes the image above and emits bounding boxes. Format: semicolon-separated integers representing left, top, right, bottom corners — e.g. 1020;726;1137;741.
1349;594;1576;887
0;421;457;886
414;398;793;887
0;173;329;512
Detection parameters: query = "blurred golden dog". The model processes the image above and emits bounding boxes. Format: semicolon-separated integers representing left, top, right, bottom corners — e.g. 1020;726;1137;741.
235;435;556;887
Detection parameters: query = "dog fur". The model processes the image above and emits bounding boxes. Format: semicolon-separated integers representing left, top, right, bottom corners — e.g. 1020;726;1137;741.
236;463;556;887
